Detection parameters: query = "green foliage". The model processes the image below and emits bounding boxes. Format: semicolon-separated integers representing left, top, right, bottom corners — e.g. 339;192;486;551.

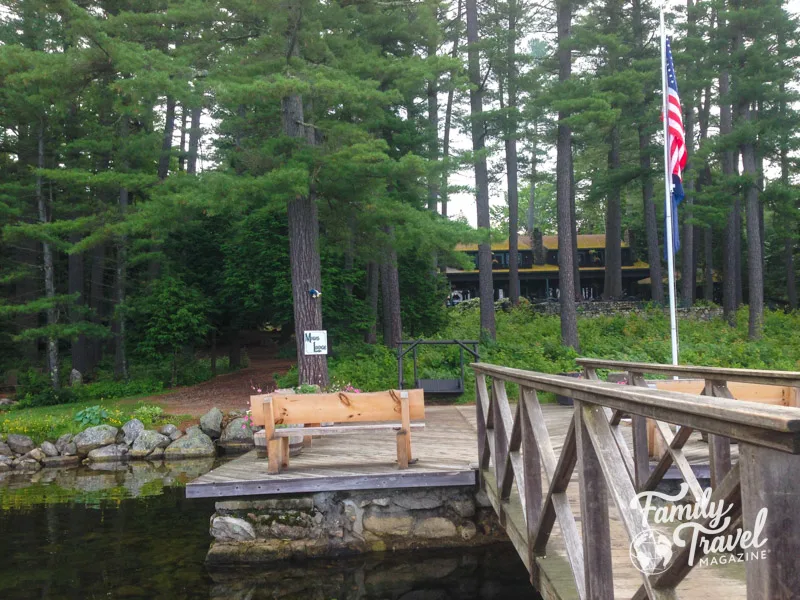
15;387;78;410
294;384;319;394
132;404;165;427
278;307;800;402
74;405;109;428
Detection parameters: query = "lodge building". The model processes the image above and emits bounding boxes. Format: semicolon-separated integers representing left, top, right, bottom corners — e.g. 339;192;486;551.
446;233;651;303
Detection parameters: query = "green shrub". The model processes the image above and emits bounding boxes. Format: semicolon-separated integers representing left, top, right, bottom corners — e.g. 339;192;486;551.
15;387;79;409
74;378;165;402
132;403;165;426
74;405;109;428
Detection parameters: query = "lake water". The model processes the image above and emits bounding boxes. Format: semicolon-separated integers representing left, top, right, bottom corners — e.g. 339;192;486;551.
0;465;537;600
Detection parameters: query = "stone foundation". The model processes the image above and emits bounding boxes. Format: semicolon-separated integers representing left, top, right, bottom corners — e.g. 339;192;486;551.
532;300;722;320
205;485;507;564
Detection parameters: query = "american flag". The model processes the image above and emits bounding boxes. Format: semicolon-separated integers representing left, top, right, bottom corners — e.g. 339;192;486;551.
664;37;686;257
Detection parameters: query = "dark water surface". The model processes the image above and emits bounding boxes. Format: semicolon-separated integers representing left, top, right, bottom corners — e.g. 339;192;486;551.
0;471;536;600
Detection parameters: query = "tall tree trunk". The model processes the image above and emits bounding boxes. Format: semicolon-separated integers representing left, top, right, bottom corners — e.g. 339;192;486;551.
365;261;379;344
720;68;737;325
114;193;128;381
777;30;796;309
228;334;241;369
287;190;328;386
157;96;176;180
527;126;537;235
114;116;129;381
603;126;622;299
440;0;462;218
786;239;797;310
427;44;439;213
284;6;328;386
88;244;105;372
704;227;714;301
344;214;355;297
556;0;579;349
187;105;202;175
570;142;580;299
466;0;496;339
210;329;217;377
680;0;697;306
380;235;402;348
739;101;763;339
680;111;695;305
734;196;743;307
36;121;59;390
632;0;663;303
68;233;86;376
14;239;39;364
178;105;188;172
506;0;520;305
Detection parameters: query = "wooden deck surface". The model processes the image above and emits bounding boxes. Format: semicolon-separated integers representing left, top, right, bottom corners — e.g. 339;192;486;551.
186;405;477;498
187;403;747;599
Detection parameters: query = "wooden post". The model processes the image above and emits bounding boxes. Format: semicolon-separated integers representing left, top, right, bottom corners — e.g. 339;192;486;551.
492;380;510;514
396;430;409;469
263;396;283;474
397;391;411;468
706;380;732;487
628;371;653;487
739;443;800;599
520;387;542;572
281;437;290;469
574;400;613;598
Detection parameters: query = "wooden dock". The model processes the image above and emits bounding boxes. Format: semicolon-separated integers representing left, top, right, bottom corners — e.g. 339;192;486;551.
186;405;478;498
187;402;750;597
186;366;800;600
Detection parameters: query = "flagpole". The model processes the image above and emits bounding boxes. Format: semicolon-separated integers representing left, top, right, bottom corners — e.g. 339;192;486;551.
660;4;680;366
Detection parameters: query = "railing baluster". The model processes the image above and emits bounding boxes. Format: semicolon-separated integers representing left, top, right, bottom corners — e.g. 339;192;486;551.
519;387;542;572
574;400;614;599
491;379;510;524
706;379;733;487
628;371;652;490
476;374;493;472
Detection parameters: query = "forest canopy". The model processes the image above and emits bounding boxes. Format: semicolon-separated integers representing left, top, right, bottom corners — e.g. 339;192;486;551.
0;0;798;393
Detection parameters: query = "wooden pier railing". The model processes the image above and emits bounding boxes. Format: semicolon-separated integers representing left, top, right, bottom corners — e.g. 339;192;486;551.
471;362;800;600
576;358;800;489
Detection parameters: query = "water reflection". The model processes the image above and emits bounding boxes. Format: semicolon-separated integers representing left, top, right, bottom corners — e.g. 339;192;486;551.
209;548;536;600
0;468;538;600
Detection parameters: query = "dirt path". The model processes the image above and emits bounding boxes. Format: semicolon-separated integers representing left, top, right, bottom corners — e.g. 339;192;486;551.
142;346;295;418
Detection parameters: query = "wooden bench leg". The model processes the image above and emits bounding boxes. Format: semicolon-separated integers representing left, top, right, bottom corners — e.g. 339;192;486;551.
397;430;409;469
304;423;320;448
281;437;290;469
268;439;282;474
398;393;413;467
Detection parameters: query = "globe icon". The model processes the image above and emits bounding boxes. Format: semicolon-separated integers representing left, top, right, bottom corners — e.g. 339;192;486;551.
630;530;674;575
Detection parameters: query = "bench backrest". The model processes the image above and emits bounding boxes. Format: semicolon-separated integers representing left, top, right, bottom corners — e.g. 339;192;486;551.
249;389;425;426
650;379;799;407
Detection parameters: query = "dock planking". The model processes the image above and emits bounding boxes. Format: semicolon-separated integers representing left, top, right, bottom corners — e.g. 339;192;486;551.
186;405;478;498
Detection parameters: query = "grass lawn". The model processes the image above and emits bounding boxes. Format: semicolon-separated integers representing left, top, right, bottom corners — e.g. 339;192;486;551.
0;397;192;445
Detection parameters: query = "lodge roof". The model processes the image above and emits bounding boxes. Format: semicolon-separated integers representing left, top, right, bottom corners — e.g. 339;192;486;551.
455;233;629;252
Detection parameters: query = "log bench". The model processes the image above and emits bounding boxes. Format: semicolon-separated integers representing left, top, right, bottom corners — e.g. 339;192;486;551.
249;389;425;474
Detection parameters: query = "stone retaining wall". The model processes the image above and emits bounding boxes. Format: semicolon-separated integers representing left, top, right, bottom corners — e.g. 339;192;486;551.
206;485;506;564
532;301;723;320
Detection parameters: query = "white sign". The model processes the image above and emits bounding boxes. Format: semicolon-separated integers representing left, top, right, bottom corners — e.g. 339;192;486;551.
303;330;328;355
